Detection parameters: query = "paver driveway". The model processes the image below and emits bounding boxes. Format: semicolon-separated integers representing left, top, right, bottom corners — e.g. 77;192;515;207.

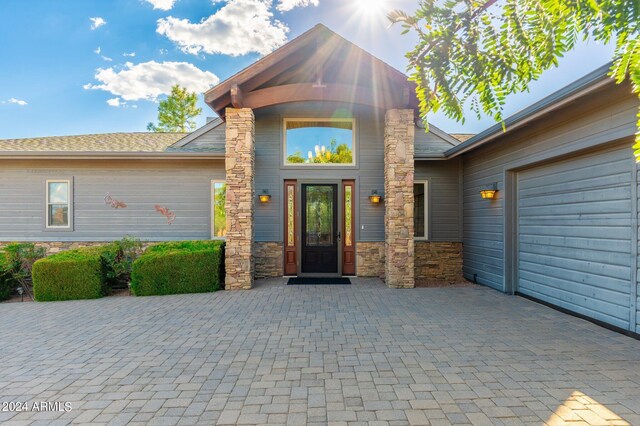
1;278;639;425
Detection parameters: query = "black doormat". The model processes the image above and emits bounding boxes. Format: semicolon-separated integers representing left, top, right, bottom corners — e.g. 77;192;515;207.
287;277;351;285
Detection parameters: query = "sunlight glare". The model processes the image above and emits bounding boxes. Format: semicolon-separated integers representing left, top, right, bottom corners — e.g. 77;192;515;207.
354;0;390;18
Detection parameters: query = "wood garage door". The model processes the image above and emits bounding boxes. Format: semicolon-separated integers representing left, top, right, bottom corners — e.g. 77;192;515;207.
517;144;634;330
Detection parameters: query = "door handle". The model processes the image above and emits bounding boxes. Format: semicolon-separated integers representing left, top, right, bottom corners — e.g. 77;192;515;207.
337;231;341;241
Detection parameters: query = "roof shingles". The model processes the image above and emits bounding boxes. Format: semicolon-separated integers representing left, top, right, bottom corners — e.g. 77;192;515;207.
0;132;187;152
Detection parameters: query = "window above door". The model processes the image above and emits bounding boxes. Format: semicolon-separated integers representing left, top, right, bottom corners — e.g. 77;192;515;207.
283;118;355;167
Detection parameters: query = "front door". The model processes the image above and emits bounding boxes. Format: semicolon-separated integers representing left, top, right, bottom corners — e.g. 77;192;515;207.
301;184;339;274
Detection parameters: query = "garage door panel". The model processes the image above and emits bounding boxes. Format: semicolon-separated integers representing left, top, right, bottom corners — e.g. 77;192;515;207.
517;145;633;330
519;172;630;197
520;234;630;254
519;224;630;240
520;242;631;268
518;271;630;316
518;279;630;329
519;187;631;208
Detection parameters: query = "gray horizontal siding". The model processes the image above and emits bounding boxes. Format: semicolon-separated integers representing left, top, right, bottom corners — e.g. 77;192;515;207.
517;146;633;330
0;160;225;241
415;159;462;241
462;83;639;293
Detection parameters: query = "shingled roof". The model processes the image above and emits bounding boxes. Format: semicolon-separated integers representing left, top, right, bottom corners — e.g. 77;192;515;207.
0;132;187;152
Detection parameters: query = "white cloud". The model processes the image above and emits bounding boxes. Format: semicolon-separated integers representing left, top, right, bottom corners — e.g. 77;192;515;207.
276;0;318;12
2;98;28;106
156;0;289;56
90;17;107;30
159;48;168;55
144;0;178;11
84;61;219;101
94;47;113;62
123;52;136;57
106;97;123;107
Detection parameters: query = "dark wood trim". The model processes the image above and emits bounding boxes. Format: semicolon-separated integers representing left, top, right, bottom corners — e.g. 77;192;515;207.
283;180;297;275
342;180;356;275
230;83;243;108
242;83;406;111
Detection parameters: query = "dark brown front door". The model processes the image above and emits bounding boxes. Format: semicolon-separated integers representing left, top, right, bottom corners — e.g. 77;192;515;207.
301;184;338;274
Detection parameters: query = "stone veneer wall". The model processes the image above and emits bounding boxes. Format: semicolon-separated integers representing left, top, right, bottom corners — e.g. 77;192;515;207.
254;242;283;279
224;108;255;290
414;241;464;284
383;109;415;288
355;242;385;278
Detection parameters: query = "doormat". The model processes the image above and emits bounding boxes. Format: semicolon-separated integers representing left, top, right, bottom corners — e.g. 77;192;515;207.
287;277;351;285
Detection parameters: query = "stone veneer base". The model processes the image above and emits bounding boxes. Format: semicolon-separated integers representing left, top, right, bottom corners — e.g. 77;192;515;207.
355;242;385;278
415;241;464;284
254;242;284;279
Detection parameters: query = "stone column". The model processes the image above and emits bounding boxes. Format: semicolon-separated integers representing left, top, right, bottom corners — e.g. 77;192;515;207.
384;109;415;288
225;108;255;290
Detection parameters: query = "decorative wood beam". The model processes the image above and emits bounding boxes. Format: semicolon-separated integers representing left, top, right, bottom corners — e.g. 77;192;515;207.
241;83;407;111
230;83;244;108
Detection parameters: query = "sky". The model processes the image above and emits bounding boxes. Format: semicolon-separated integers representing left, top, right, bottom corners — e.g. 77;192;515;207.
0;0;617;139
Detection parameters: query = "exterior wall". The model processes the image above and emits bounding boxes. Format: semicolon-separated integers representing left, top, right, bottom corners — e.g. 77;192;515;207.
255;242;283;278
415;158;463;242
0;241;106;255
355;242;384;278
415;241;463;284
0;159;224;242
462;83;639;294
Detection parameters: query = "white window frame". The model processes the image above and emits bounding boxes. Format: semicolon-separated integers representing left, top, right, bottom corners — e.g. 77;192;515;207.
45;179;72;230
414;180;429;240
211;180;226;240
282;118;357;167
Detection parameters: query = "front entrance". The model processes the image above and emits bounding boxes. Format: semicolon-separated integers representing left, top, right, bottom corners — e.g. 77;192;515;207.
284;180;356;276
301;184;338;274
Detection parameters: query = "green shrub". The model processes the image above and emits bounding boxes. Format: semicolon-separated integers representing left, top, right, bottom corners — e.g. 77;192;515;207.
102;236;144;289
131;240;224;296
0;253;15;301
3;243;46;301
32;245;115;302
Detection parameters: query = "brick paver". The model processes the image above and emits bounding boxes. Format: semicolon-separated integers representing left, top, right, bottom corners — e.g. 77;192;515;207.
1;278;639;425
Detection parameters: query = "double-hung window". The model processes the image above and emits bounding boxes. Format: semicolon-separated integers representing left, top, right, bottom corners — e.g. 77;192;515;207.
414;181;429;239
46;180;71;229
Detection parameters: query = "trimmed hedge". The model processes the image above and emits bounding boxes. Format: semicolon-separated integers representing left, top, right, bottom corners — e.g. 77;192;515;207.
32;245;115;302
130;240;224;296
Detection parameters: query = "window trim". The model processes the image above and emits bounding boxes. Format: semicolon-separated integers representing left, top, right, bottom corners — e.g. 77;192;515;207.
45;179;73;230
211;180;226;240
414;180;429;240
282;118;357;167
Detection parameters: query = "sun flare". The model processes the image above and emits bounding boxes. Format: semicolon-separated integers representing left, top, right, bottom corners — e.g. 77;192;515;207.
354;0;390;17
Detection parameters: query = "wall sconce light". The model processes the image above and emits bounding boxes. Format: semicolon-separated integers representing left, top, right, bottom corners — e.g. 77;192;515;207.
259;190;271;203
480;183;498;200
369;190;382;204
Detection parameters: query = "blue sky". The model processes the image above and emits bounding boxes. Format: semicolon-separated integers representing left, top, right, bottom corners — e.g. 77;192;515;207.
0;0;616;139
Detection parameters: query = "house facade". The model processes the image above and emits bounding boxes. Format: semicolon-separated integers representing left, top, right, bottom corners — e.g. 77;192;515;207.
1;25;639;336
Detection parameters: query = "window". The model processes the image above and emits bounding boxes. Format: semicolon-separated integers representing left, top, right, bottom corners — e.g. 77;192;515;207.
212;181;227;238
284;118;355;166
46;180;71;229
414;181;429;239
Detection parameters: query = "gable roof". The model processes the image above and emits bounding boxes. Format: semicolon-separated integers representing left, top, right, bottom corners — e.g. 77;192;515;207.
205;24;418;118
0;132;187;152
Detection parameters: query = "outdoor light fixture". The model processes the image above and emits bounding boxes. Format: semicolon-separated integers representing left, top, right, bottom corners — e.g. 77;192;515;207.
480;183;498;200
16;286;23;302
259;190;271;203
369;190;382;204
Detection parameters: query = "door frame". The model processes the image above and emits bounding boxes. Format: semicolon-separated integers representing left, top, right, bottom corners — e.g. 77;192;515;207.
285;179;347;277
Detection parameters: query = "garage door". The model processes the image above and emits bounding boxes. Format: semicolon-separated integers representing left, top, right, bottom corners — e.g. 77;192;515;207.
517;145;633;330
